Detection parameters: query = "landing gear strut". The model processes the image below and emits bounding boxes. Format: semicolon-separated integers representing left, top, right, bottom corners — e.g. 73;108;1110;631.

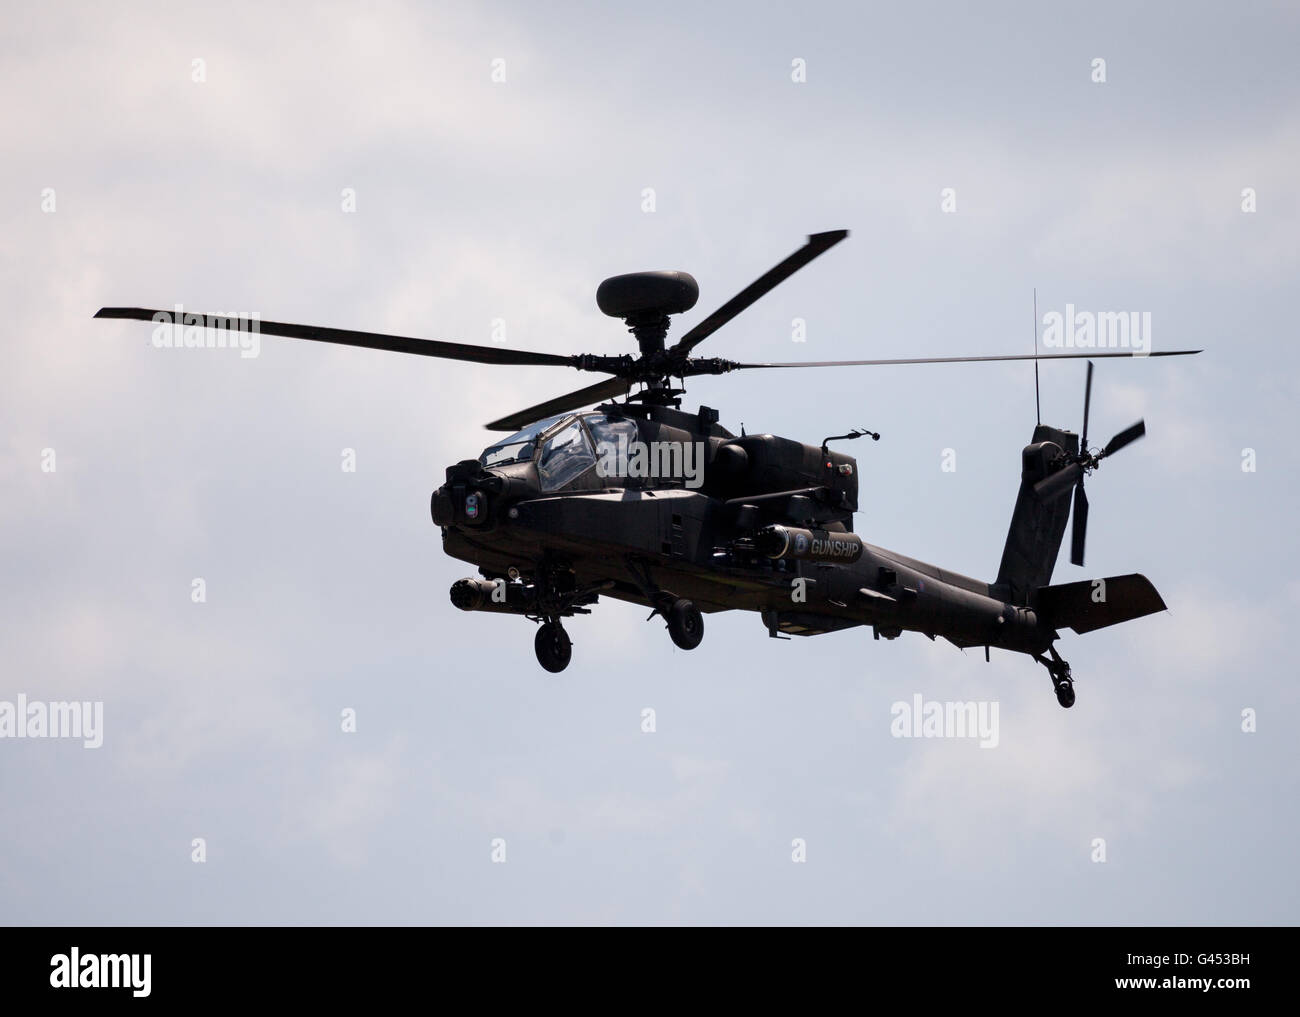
625;557;705;652
1034;644;1075;709
516;557;614;675
535;621;572;673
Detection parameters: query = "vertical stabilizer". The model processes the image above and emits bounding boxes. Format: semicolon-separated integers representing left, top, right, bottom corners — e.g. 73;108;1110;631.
993;425;1078;605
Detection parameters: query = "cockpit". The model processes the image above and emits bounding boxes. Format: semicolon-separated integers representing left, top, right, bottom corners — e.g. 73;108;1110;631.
478;412;641;493
478;413;567;468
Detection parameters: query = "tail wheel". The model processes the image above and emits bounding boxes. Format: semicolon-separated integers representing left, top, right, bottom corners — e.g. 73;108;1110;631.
667;599;704;650
534;622;572;673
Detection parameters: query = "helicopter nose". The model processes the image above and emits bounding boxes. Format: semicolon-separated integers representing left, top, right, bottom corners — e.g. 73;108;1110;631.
433;472;514;528
430;482;492;527
430;485;455;526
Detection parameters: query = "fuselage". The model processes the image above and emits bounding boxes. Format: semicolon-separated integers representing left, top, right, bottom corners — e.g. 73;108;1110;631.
432;403;1053;655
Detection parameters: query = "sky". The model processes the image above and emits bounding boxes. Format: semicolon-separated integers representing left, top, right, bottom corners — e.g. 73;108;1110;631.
1;0;1297;925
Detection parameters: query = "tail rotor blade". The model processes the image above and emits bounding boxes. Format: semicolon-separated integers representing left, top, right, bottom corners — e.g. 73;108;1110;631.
1081;360;1094;452
1103;419;1146;457
1070;483;1090;566
1034;462;1082;502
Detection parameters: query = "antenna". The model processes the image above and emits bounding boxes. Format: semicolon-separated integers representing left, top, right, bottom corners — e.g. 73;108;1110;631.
1033;288;1041;426
820;427;881;455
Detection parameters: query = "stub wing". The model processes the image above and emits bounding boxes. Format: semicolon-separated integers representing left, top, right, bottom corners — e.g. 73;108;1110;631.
1033;574;1168;634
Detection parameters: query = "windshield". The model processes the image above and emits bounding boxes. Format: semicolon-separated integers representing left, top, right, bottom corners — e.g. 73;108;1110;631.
538;419;597;491
585;413;641;485
479;414;569;467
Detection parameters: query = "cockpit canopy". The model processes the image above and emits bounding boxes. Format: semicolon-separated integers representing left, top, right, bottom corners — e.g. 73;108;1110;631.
479;412;641;493
478;413;567;468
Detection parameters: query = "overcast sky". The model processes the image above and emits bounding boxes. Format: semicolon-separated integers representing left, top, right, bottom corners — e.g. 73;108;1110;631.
2;0;1297;924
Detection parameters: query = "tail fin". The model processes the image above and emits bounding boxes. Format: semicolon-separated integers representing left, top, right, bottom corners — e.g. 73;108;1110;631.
993;425;1078;605
1034;573;1167;633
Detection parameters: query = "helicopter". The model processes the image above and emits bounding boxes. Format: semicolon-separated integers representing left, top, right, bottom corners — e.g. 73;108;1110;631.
96;229;1200;707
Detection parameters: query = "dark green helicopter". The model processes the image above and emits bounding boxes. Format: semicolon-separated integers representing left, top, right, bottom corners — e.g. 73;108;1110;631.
96;230;1199;707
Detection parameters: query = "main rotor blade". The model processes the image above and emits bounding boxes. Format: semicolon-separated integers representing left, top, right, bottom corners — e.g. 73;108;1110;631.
1034;463;1082;502
667;230;848;358
1081;360;1094;452
1103;419;1146;457
95;307;578;368
1070;483;1090;567
735;349;1201;369
485;376;630;432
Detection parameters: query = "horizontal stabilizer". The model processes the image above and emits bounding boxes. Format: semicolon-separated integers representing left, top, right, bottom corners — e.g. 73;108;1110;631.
1033;574;1167;634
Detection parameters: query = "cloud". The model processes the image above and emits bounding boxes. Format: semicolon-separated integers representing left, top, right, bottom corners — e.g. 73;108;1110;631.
2;0;1297;925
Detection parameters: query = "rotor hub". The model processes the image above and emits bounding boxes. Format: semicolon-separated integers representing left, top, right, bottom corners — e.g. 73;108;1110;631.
623;311;672;358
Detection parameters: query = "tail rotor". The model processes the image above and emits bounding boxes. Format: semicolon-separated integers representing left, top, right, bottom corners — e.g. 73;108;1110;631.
1032;360;1146;567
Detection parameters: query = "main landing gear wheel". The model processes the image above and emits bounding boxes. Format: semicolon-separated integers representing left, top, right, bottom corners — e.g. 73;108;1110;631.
535;621;572;673
666;599;704;651
1054;679;1076;709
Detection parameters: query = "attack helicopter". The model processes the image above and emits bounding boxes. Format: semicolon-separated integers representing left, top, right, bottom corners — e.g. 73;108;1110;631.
96;229;1199;707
